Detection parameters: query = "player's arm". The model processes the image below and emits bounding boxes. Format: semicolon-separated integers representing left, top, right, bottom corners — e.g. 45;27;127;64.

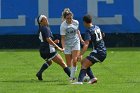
60;24;66;50
53;39;60;44
61;35;65;49
46;38;63;52
80;40;90;56
77;30;84;44
77;40;89;61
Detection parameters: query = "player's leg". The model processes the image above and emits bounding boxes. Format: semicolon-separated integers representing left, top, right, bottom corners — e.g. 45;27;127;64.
81;58;96;80
65;54;72;69
52;54;70;77
71;50;80;79
78;58;93;82
36;49;53;80
36;61;52;80
86;67;95;79
86;67;97;84
85;52;101;84
86;52;106;84
80;58;91;82
64;46;72;70
70;42;80;79
72;58;93;84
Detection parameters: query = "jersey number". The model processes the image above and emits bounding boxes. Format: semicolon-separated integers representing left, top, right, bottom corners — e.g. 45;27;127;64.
94;29;102;41
39;32;43;42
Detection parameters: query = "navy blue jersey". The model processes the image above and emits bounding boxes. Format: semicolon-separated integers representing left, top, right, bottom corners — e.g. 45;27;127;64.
39;26;53;42
38;26;56;53
84;25;106;54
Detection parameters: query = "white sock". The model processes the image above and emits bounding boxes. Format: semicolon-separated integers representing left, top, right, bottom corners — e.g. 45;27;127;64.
70;67;76;78
75;66;78;71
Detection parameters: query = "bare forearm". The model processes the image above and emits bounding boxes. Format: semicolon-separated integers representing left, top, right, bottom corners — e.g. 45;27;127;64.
80;40;89;55
77;30;84;43
61;36;65;49
61;41;65;49
80;44;88;55
54;39;59;44
47;38;59;49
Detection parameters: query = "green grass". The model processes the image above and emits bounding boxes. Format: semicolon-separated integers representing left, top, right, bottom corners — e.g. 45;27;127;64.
0;48;140;93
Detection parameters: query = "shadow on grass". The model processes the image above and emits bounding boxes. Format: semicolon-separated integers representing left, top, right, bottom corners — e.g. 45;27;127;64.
0;79;69;85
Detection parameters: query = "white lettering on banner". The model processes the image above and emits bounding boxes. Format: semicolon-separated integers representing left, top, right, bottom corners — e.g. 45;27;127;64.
0;0;139;26
35;0;61;25
87;0;122;25
0;0;26;26
134;0;140;22
0;16;26;26
37;0;123;25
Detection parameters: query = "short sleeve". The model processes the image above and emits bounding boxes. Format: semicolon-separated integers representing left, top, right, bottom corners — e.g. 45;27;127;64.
76;20;79;30
60;23;66;35
73;20;79;30
84;30;91;41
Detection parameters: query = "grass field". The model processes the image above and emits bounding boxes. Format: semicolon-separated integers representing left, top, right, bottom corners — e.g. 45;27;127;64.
0;48;140;93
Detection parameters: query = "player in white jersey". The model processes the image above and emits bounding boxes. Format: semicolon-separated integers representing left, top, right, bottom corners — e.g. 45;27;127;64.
60;9;84;80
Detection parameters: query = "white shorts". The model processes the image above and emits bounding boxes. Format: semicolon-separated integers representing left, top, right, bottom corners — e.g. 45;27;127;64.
64;43;80;54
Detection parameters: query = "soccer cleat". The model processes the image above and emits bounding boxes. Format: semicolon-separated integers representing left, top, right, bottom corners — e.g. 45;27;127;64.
71;82;83;85
88;77;97;84
36;73;43;81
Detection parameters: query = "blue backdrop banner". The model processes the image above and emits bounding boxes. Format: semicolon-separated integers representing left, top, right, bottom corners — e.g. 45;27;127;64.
0;0;140;35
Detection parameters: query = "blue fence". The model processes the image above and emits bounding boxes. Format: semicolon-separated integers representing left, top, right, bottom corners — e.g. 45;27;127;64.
0;0;140;35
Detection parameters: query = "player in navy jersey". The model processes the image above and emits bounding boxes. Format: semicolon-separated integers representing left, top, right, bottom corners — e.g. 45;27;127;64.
72;14;107;84
36;15;70;80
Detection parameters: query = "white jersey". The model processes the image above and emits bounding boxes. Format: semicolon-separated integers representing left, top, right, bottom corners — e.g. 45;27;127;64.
60;19;80;46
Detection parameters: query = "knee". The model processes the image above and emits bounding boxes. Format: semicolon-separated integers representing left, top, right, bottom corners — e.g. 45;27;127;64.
81;62;88;69
66;59;71;64
81;65;87;69
59;60;67;68
73;57;78;63
47;61;52;66
61;62;67;69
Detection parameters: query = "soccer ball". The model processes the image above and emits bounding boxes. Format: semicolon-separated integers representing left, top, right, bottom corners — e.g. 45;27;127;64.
83;76;90;82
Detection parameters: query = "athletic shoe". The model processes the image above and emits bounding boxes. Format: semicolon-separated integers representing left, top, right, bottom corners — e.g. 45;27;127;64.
36;73;43;81
88;77;97;84
71;82;83;85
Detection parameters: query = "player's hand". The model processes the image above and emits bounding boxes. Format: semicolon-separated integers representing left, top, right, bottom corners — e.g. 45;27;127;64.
54;39;60;44
58;47;64;52
81;40;85;45
62;48;65;52
61;48;65;52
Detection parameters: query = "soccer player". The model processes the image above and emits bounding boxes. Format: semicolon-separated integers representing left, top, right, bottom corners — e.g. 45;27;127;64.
36;15;70;80
60;9;84;81
72;14;107;84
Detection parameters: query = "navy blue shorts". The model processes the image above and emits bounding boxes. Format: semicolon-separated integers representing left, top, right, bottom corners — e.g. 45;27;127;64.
86;52;106;64
39;47;57;61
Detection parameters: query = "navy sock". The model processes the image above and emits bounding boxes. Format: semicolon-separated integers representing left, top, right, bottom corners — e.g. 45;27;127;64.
64;67;71;77
78;69;87;82
86;67;95;79
37;62;49;75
